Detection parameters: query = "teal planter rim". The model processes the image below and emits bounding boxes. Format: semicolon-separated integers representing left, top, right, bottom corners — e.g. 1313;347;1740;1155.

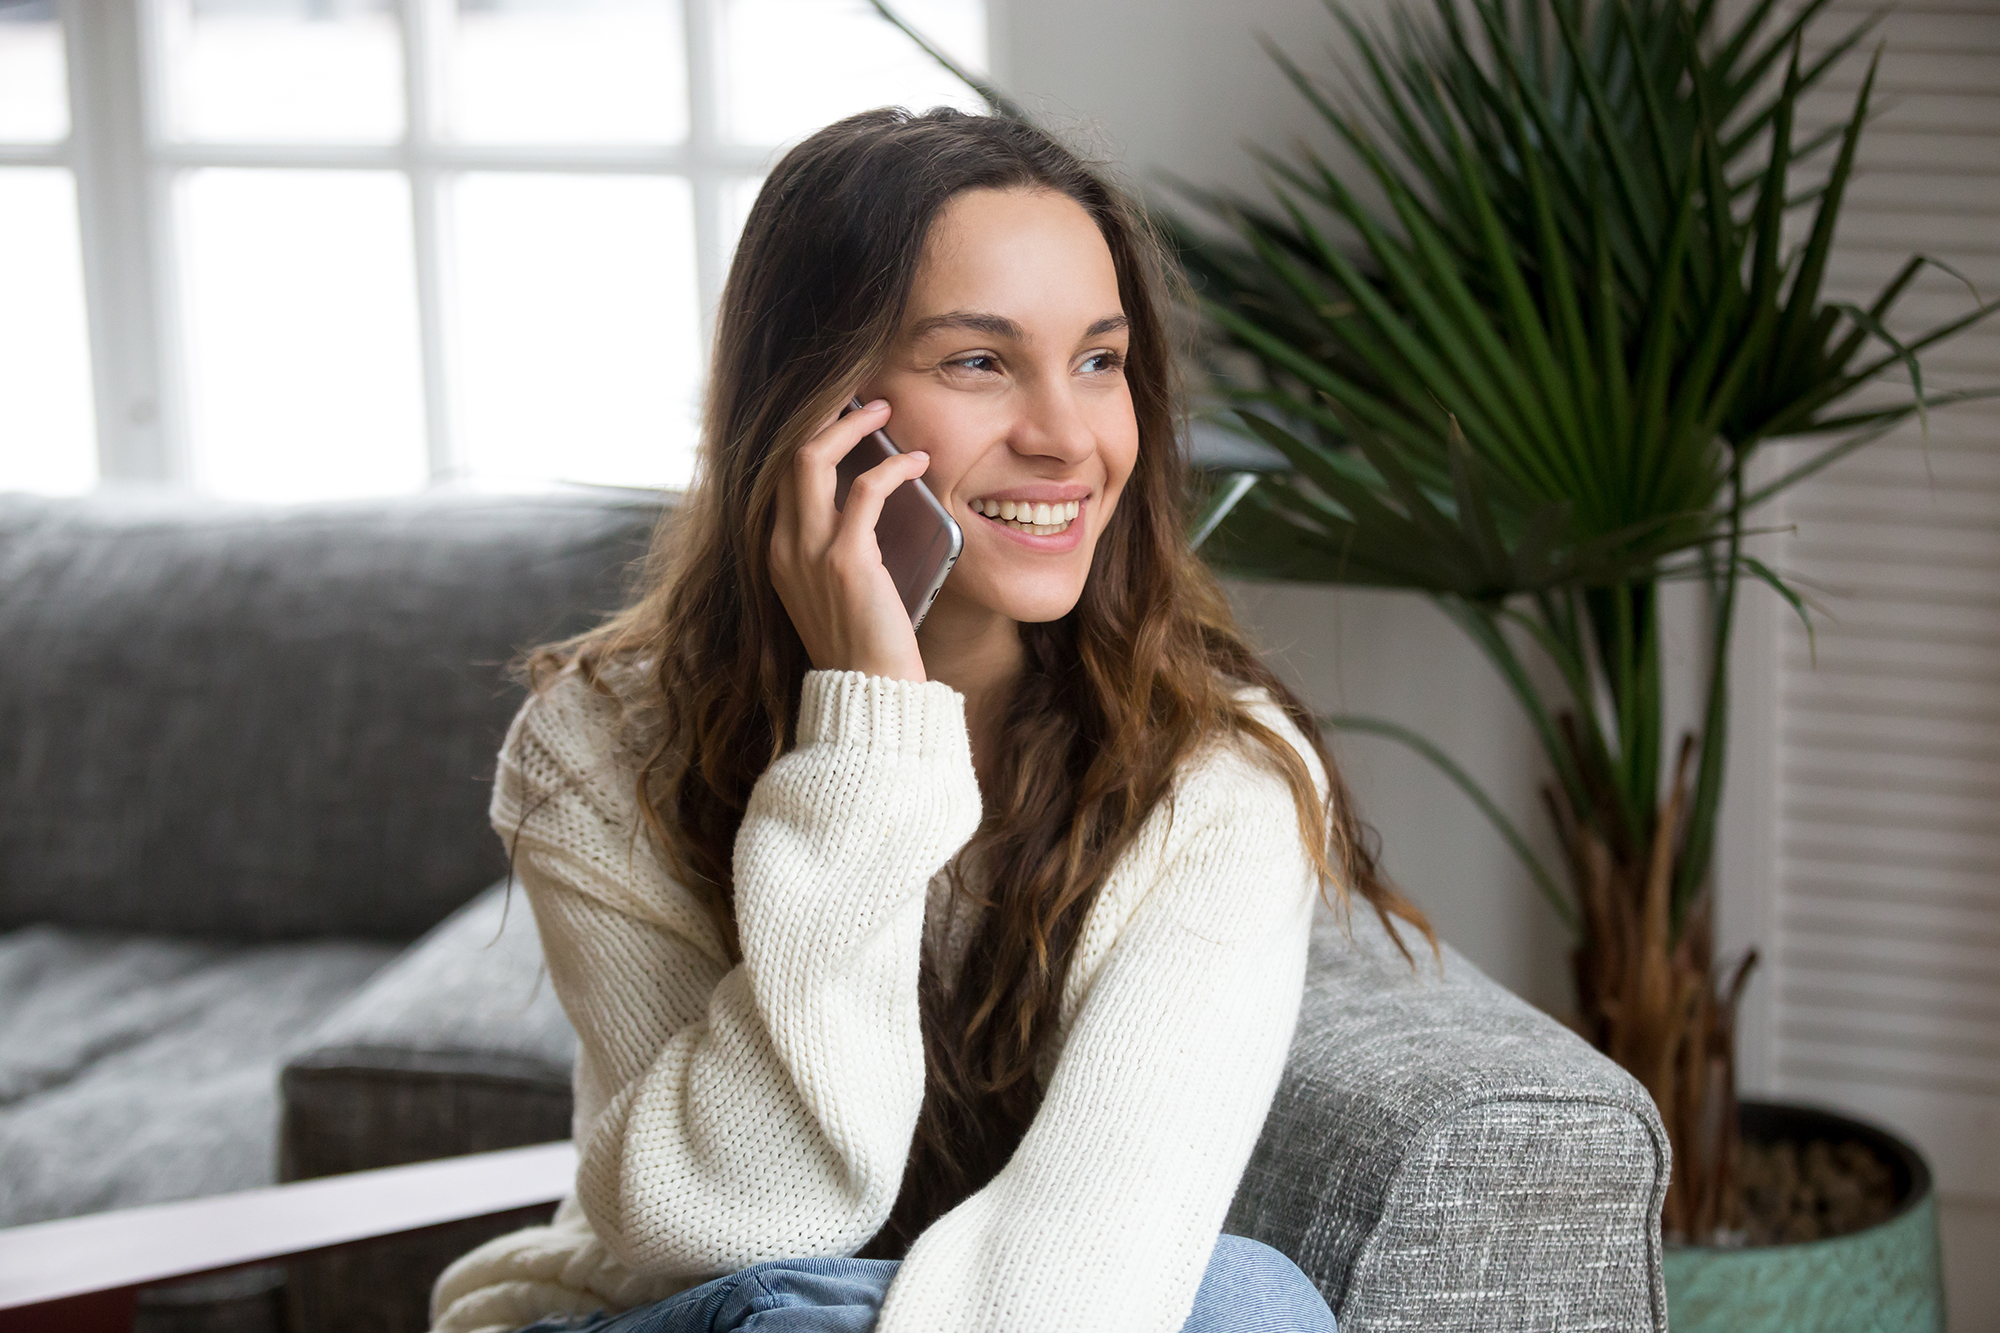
1666;1097;1934;1256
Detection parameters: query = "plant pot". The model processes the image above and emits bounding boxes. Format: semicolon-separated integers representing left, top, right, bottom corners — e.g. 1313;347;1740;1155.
1663;1100;1943;1333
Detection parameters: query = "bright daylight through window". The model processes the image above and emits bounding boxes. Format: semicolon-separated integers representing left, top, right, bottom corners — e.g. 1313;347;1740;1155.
0;0;989;502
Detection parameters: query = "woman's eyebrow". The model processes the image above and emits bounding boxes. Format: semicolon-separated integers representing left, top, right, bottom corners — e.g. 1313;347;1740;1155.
908;310;1024;341
905;311;1130;342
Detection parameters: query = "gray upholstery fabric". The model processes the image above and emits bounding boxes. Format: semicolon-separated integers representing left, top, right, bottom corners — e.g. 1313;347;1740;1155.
0;923;396;1225
1226;907;1670;1332
282;877;578;1175
0;490;663;941
281;881;577;1333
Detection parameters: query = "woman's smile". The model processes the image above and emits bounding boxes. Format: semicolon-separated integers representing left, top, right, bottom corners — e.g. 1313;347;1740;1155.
964;481;1091;549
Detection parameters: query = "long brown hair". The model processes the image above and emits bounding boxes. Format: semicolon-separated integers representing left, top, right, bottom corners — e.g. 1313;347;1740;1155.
535;107;1430;1256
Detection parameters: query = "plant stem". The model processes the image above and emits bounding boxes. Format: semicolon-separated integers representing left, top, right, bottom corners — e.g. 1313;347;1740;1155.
1675;457;1744;930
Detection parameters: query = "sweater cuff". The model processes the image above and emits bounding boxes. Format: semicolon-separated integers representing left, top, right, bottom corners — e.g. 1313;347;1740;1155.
797;670;972;765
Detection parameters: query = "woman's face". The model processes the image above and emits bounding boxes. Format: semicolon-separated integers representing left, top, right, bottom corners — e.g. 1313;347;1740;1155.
860;186;1139;628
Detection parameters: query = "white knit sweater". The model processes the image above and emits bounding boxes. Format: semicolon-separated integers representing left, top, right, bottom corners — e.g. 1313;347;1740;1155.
430;668;1323;1333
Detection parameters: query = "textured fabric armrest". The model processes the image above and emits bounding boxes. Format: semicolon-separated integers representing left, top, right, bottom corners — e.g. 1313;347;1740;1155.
1225;906;1669;1333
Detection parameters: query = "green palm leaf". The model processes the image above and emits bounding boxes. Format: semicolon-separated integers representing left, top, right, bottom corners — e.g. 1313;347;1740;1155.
1172;0;1999;934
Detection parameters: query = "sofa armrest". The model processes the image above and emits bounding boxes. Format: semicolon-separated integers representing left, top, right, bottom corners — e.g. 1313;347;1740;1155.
280;880;577;1333
1225;907;1669;1333
282;879;577;1177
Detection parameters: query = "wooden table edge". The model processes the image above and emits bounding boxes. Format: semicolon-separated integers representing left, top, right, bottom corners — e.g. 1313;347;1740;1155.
0;1140;576;1318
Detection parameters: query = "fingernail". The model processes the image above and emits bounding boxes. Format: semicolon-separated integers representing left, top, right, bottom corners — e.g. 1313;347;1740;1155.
866;398;889;411
908;451;929;461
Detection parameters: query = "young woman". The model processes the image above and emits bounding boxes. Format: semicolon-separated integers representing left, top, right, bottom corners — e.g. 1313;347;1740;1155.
430;108;1427;1333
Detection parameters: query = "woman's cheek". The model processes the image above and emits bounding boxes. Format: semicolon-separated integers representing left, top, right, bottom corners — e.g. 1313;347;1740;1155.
1102;395;1140;488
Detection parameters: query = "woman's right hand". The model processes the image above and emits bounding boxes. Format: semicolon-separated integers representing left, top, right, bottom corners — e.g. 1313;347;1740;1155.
769;399;931;684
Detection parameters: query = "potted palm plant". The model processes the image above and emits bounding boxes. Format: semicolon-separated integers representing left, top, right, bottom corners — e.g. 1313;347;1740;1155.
1166;0;1994;1325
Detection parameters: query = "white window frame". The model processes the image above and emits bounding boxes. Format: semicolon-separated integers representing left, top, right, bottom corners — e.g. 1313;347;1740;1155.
46;0;1001;491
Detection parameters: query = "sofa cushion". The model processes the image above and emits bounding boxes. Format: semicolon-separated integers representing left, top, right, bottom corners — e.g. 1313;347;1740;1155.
0;924;398;1226
0;490;663;941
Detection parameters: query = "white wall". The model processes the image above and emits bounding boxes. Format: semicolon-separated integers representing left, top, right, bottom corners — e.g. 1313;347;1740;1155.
1226;585;1578;1013
996;0;1348;202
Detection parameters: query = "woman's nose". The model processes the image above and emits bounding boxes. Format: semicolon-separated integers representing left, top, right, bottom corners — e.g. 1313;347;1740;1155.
1007;384;1097;464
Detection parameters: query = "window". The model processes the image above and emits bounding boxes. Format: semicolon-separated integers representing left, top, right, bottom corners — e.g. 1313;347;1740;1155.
0;0;990;501
0;2;96;495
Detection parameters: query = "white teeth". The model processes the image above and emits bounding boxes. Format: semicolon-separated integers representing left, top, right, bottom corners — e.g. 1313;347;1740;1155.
974;499;1080;535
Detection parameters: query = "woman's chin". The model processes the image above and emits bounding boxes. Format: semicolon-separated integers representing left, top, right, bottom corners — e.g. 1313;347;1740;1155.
931;568;1087;629
990;578;1090;626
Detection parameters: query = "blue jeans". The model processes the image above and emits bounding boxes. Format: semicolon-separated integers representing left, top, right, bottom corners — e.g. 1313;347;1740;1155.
516;1234;1336;1333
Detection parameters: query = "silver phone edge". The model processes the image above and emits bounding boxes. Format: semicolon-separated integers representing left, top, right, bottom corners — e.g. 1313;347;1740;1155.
905;508;963;632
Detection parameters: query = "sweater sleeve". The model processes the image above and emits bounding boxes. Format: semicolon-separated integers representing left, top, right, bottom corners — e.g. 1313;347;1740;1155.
491;669;981;1279
872;733;1323;1333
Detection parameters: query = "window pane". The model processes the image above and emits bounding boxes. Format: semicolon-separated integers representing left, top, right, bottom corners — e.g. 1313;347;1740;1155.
716;0;985;148
161;0;403;143
723;174;762;253
0;2;69;143
0;169;96;494
450;173;699;489
178;170;427;501
443;0;687;145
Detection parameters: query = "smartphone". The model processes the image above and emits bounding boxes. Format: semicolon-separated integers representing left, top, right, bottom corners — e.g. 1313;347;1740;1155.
834;398;963;630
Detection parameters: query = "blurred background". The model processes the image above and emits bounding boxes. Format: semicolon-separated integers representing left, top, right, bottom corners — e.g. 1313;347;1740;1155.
2;0;1994;1325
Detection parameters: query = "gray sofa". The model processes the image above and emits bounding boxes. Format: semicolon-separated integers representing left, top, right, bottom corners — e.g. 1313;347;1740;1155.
0;491;1669;1333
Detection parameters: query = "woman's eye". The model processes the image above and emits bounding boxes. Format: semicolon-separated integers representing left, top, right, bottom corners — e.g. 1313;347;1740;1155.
948;354;1000;375
1080;350;1125;375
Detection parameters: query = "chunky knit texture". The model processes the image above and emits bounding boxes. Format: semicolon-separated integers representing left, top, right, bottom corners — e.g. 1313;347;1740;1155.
431;669;1323;1333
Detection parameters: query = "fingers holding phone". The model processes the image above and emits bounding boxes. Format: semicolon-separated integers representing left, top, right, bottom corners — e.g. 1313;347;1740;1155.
770;399;931;684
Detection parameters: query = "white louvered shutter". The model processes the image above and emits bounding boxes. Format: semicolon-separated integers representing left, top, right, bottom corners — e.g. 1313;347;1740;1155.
1766;0;2000;1204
